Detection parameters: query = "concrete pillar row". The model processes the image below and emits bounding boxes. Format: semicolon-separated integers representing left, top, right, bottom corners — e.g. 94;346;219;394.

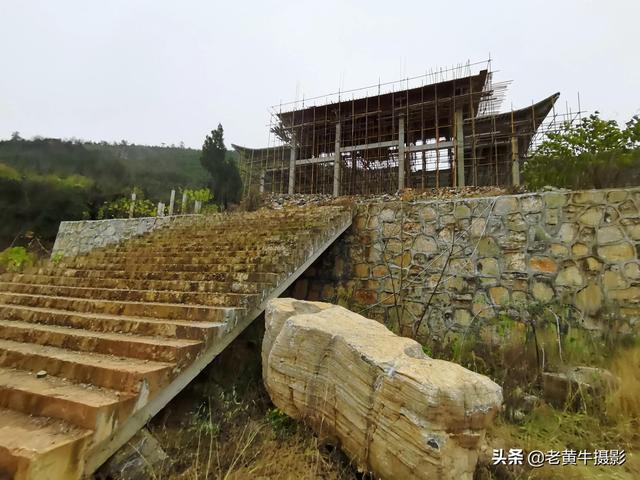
288;133;296;195
259;169;266;193
398;116;406;191
333;123;341;197
454;108;465;188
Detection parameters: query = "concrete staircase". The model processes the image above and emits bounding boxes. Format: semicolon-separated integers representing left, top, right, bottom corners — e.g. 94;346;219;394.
0;205;352;479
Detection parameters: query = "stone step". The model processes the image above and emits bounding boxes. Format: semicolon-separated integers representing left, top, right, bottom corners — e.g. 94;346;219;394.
0;366;135;442
0;292;243;323
2;273;272;294
75;245;296;263
0;338;174;394
53;261;288;274
0;407;92;480
147;217;339;234
0;282;261;308
102;235;312;254
119;225;323;243
58;254;303;275
23;267;281;284
134;230;321;246
0;319;204;365
0;304;224;342
66;252;295;269
3;204;354;478
95;227;312;245
103;239;297;254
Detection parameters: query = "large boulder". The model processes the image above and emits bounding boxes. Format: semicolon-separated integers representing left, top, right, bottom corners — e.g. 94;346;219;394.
262;298;503;480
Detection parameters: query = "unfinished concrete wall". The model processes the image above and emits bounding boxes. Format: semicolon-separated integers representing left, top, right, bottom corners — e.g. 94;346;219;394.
290;187;640;339
51;215;202;257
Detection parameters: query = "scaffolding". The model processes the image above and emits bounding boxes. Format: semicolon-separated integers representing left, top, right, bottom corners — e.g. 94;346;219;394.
235;59;577;197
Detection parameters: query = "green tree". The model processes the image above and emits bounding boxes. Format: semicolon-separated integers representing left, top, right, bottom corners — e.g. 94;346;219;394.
626;115;640;146
523;113;640;190
200;124;242;208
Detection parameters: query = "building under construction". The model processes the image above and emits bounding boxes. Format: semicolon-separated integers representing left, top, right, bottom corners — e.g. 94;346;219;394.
234;60;562;197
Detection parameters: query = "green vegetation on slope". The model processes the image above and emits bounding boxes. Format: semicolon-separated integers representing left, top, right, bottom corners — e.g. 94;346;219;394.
0;136;240;248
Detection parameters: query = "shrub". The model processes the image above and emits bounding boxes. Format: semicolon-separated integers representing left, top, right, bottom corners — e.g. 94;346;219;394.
241;187;263;212
523;113;640;190
181;187;219;214
97;196;156;219
0;246;34;272
265;407;296;437
50;252;64;265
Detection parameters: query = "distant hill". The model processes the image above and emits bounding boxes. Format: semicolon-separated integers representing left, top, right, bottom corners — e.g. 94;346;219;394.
0;137;239;248
0;138;217;198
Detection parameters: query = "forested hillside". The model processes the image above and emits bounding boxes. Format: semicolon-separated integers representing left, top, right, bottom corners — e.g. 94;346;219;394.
0;136;239;248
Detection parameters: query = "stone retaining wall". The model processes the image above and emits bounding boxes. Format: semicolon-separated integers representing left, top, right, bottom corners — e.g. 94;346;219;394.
289;187;640;339
51;215;201;257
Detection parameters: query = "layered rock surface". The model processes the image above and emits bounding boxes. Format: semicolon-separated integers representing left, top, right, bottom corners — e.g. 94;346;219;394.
263;298;503;480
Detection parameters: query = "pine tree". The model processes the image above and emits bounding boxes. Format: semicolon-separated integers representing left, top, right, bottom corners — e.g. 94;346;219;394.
200;124;242;208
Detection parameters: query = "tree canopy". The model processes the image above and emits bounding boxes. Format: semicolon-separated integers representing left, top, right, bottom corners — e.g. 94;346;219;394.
523;113;640;190
200;124;242;208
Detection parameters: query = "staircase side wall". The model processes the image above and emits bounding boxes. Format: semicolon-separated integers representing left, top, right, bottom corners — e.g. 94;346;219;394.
289;187;640;339
51;215;200;258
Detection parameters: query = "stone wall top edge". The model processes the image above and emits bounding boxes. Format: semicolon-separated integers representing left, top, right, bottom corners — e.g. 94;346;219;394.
354;186;640;209
58;214;202;227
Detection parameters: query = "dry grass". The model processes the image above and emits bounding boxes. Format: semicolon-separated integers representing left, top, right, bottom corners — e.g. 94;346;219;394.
141;323;359;480
149;381;357;480
606;346;640;420
479;342;640;480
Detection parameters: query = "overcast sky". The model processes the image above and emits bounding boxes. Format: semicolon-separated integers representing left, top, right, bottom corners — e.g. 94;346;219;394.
1;0;639;149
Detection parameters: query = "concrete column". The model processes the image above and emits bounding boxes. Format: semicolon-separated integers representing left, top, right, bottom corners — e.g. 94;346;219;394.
157;202;165;217
129;192;136;218
194;200;201;214
333;123;341;197
259;170;266;193
288;133;296;195
454;108;465;188
398;116;406;191
511;136;520;186
168;189;176;216
181;192;188;214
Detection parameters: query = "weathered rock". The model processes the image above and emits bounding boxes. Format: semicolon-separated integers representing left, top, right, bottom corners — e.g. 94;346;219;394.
529;256;557;273
477;237;500;257
477;257;499;276
542;367;618;409
556;265;585;287
263;298;503;480
607;190;628;203
578;207;603;227
489;286;509;306
494;197;518;215
454;204;471;219
571;243;589;257
597;242;636;262
575;283;603;314
596;226;624;245
557;223;578;243
544;192;567;208
96;429;168;480
413;235;438;255
521;195;543;213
